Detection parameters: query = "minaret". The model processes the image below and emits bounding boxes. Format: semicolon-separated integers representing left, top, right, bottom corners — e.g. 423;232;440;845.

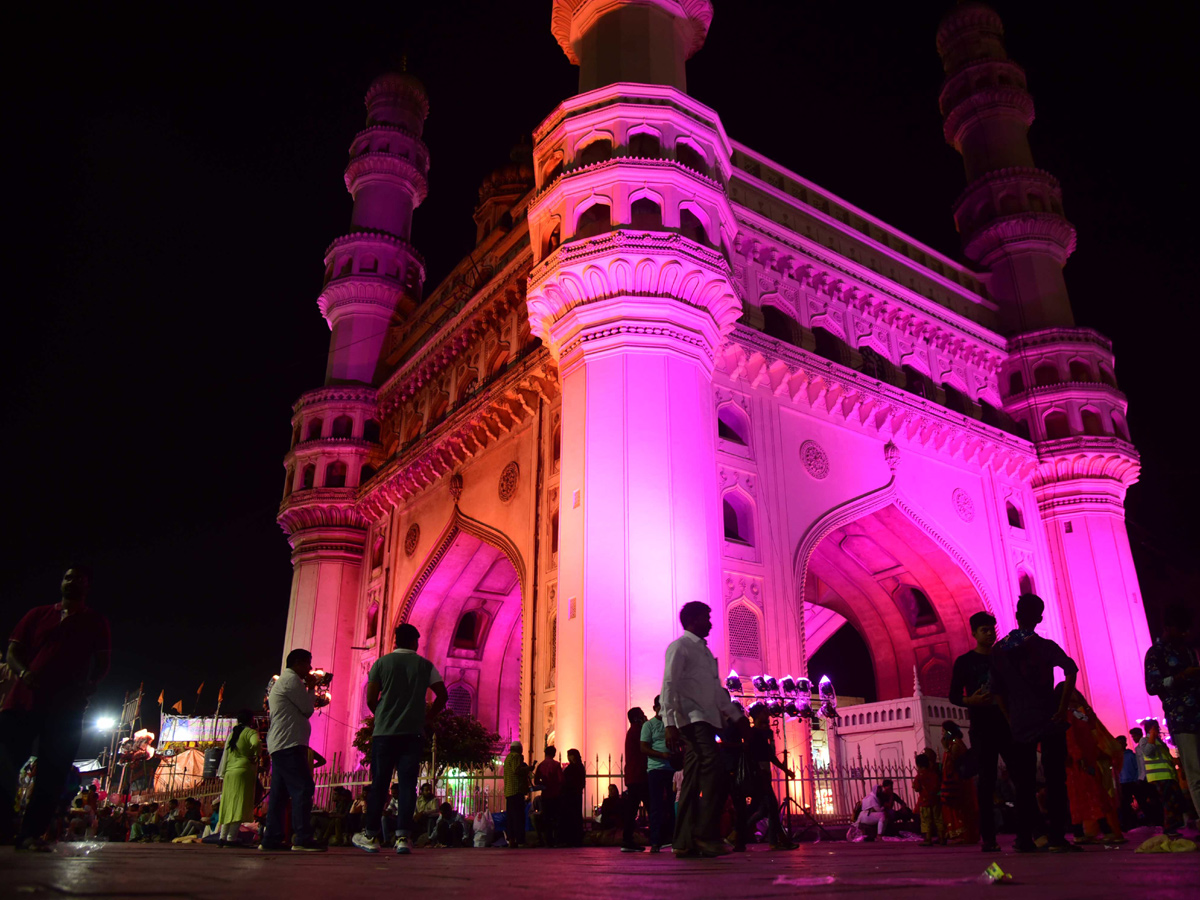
938;3;1154;734
275;72;429;758
527;0;741;761
322;71;429;385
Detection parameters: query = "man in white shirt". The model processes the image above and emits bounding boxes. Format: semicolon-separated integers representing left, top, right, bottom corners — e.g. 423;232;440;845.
855;780;894;840
662;601;747;858
261;648;325;851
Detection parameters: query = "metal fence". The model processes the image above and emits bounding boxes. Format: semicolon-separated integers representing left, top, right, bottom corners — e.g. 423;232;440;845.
128;752;917;829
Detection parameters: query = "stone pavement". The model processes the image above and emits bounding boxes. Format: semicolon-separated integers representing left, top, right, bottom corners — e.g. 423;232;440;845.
2;841;1198;900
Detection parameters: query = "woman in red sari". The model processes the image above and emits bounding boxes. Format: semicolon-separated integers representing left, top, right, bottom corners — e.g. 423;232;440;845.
1061;687;1125;843
939;720;979;844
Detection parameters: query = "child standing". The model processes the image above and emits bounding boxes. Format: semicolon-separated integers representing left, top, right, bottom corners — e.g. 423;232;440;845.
913;750;946;846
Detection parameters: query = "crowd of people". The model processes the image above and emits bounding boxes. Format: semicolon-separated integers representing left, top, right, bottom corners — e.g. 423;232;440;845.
1;566;1197;861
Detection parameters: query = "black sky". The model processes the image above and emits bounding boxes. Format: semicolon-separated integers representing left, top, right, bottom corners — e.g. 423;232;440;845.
6;2;1196;752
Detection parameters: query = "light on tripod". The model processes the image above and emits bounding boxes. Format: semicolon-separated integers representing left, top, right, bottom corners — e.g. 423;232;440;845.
725;669;743;693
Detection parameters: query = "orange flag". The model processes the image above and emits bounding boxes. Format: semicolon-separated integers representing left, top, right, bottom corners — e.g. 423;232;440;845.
196;681;205;696
217;683;225;703
157;690;164;706
171;700;183;713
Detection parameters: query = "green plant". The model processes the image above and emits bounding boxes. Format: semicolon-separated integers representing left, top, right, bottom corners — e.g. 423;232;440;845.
353;705;499;784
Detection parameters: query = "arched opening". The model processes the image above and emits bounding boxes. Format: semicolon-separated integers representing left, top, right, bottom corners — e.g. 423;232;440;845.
1112;412;1129;440
1034;363;1060;386
551;425;561;470
903;365;932;399
1081;408;1106;436
717;404;750;446
803;503;986;701
1018;570;1036;596
363;419;381;443
366;601;380;641
544;223;561;256
1006;500;1024;529
679;207;709;245
809;623;876;703
306;418;324;441
1007;371;1025;395
627;132;660;158
301;464;316;490
1069;360;1094;382
722;492;755;545
372;537;385;569
324;460;347;488
550;511;559;556
1043;410;1070;440
813;327;846;364
629;197;662;230
291;425;302;448
675;141;709;176
761;305;797;344
456;374;478;404
283;466;294;498
1099;366;1117;388
360;463;377;483
400;526;523;741
858;347;894;383
577;139;612;166
331;415;354;439
575;202;611;239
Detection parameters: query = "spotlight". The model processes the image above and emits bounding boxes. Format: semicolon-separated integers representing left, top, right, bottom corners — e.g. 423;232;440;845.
768;700;785;717
819;700;838;720
751;675;769;693
780;675;798;696
818;674;835;702
726;669;743;693
96;716;116;731
784;700;801;718
796;677;812;696
764;675;779;693
747;700;769;718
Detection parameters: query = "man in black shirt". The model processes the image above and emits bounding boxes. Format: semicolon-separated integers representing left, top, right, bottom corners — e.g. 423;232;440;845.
950;610;1011;853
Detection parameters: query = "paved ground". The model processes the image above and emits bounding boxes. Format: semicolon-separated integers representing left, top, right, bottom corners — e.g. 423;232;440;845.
2;839;1197;899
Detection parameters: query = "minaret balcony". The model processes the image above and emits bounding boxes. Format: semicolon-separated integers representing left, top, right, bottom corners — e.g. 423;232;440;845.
344;151;428;205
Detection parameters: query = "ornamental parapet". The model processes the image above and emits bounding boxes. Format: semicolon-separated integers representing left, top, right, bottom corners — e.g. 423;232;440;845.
939;58;1028;119
344;152;428;204
349;125;429;173
317;279;412;323
550;0;713;66
292;385;377;412
963;212;1076;267
527;229;741;355
1006;327;1112;355
1031;436;1140;487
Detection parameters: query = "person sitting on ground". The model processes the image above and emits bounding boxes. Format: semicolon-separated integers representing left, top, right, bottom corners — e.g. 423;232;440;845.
599;784;624;840
414;782;439;839
855;780;895;840
434;801;467;847
913;750;946;846
162;798;182;841
1141;719;1186;837
176;797;204;837
381;783;401;846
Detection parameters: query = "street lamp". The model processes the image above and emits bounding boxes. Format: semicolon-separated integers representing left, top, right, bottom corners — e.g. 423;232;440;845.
96;716;116;731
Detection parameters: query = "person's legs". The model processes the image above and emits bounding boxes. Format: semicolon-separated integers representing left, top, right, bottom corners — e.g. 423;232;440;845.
973;731;1001;846
449;821;464;846
621;781;647;847
271;747;316;845
1007;738;1038;847
646;769;669;847
0;710;37;840
392;734;423;841
1174;732;1200;825
19;708;82;842
505;794;525;846
1039;730;1070;846
681;722;724;847
263;755;289;845
1154;779;1185;833
363;735;402;839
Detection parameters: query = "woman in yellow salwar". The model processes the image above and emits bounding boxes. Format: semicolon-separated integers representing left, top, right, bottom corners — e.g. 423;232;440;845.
217;709;260;847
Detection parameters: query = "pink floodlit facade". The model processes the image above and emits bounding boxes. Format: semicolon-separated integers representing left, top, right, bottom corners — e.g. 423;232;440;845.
275;0;1158;768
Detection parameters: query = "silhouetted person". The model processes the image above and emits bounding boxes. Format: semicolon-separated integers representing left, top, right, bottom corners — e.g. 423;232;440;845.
0;566;109;851
262;647;325;851
534;745;563;846
640;694;675;852
621;706;648;852
353;622;448;855
1144;602;1200;822
990;593;1078;852
662;600;747;858
950;610;1012;852
502;741;529;848
559;748;586;846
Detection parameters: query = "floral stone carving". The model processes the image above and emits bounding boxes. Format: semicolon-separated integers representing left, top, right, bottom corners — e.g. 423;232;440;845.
499;462;520;502
404;523;420;556
800;440;829;479
952;488;975;522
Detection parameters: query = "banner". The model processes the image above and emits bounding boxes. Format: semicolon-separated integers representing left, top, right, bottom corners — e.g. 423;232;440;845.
159;715;236;745
120;691;142;727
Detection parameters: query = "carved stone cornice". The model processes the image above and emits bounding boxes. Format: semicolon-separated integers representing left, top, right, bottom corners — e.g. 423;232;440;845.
349;124;429;172
278;488;369;537
1006;327;1111;355
719;326;1036;479
344;152;428;204
963;212;1077;267
360;352;561;519
325;231;425;270
317;278;411;321
550;0;713;65
942;87;1035;148
292;385;377;413
1030;436;1140;490
527;229;741;357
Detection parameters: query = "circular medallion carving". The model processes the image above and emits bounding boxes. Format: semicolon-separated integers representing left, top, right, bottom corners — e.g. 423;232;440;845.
498;462;520;502
952;488;975;522
800;440;829;479
404;523;420;556
449;472;464;501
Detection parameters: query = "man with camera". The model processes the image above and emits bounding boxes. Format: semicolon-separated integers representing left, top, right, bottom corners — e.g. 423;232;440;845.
261;648;326;852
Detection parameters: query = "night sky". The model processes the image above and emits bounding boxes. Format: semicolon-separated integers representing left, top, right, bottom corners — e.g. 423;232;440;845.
7;2;1195;755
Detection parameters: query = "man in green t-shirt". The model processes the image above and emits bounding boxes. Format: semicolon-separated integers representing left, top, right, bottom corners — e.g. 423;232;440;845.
353;623;447;855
